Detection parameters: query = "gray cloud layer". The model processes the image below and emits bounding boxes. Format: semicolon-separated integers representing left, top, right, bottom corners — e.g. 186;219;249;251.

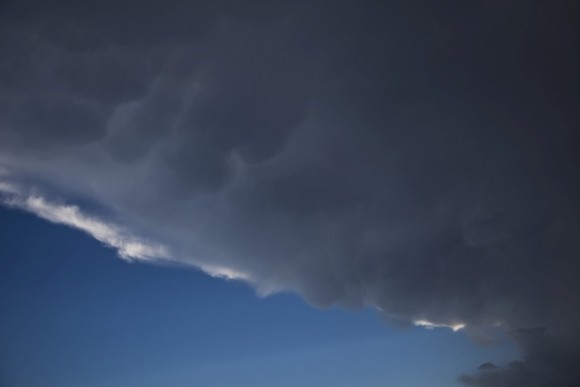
1;1;579;385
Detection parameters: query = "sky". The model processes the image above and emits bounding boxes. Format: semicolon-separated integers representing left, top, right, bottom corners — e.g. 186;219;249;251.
1;1;579;386
0;206;518;387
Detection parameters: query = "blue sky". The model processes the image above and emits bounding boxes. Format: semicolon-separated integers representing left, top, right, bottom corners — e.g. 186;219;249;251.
0;206;518;387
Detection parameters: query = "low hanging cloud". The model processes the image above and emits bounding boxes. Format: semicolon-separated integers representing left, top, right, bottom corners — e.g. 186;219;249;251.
1;0;579;385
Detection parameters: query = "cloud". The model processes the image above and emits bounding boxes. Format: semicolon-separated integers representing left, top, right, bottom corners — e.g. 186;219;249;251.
459;328;580;387
413;320;465;332
0;182;170;261
1;1;579;385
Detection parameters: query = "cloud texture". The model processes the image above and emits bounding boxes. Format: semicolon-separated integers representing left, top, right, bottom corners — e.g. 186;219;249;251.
1;1;579;384
0;182;170;260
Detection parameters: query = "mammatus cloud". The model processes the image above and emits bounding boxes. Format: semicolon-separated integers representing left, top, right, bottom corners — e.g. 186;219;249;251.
1;0;579;385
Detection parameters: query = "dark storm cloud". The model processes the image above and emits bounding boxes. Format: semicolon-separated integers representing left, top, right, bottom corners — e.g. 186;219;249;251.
460;328;580;387
1;1;579;385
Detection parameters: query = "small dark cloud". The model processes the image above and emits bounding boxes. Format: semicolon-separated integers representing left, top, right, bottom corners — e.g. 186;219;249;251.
477;362;498;370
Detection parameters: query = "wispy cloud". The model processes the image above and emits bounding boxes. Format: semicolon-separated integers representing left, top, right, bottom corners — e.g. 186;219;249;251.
413;319;466;332
1;179;253;284
0;181;170;261
199;263;251;281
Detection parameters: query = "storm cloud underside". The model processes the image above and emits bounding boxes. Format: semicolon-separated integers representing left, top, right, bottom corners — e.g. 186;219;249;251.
1;1;579;385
